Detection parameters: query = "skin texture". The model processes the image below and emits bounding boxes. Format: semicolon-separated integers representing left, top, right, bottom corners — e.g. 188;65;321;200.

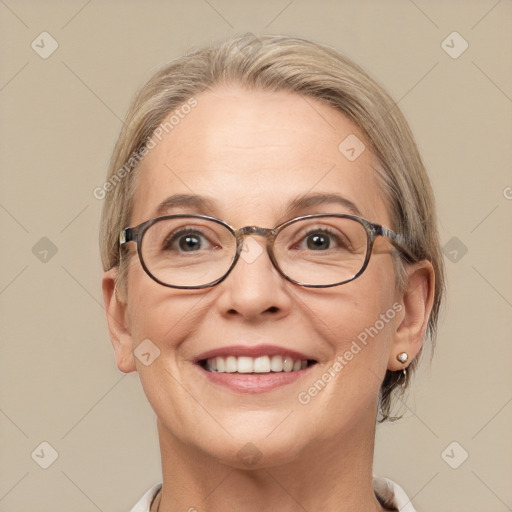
102;87;435;512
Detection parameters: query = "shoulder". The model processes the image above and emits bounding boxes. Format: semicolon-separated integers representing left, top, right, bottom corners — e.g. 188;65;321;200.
373;475;418;512
129;484;162;512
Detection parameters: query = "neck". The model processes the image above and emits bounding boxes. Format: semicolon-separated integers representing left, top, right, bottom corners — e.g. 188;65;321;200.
155;407;387;512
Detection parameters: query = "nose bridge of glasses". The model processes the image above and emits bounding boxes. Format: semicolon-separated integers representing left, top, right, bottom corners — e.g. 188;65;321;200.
237;226;274;239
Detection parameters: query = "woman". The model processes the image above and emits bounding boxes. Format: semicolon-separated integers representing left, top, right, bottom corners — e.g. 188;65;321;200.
100;34;444;511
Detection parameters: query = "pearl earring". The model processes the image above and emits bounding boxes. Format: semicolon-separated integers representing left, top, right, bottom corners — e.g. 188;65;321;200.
396;352;409;387
396;352;408;364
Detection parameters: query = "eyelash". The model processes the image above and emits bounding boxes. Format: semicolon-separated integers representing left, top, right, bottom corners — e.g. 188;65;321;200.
295;226;350;250
163;228;213;250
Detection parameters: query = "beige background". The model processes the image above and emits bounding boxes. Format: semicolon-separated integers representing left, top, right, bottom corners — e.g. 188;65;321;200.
1;1;511;511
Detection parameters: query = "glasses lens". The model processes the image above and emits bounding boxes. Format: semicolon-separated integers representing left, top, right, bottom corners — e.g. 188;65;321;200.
274;216;369;286
141;217;236;287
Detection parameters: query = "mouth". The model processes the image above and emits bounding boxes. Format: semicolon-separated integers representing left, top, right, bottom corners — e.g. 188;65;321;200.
199;355;316;373
193;344;318;393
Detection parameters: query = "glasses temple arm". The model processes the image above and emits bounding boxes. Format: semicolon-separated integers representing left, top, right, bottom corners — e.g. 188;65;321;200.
119;228;135;246
379;226;417;262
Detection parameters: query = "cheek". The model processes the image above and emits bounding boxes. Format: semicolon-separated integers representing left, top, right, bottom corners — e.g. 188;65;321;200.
316;291;394;379
125;264;218;374
126;261;190;341
319;256;398;345
308;257;399;392
297;283;399;436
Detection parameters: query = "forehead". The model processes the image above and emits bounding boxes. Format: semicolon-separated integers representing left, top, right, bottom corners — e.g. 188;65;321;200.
131;87;390;227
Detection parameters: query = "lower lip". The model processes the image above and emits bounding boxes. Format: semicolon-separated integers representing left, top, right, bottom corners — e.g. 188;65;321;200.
197;365;314;393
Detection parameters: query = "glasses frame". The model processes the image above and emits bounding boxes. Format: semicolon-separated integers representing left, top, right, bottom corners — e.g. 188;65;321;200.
119;213;416;289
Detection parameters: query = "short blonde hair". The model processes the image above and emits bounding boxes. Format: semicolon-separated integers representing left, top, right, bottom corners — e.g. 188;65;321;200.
99;34;445;421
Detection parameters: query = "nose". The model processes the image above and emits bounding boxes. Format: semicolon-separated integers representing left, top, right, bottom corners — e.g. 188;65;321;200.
214;234;293;321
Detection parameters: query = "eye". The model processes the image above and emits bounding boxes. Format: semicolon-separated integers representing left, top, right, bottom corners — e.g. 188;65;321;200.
292;227;353;252
163;228;216;252
276;217;368;257
290;226;352;252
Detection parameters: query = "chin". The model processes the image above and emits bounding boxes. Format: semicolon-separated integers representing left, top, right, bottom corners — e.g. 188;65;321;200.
163;411;311;469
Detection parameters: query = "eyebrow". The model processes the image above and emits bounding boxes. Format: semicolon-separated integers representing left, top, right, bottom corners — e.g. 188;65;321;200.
153;192;363;220
285;192;362;218
154;194;218;217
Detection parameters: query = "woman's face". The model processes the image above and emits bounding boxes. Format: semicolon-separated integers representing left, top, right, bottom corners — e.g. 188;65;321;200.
112;87;410;466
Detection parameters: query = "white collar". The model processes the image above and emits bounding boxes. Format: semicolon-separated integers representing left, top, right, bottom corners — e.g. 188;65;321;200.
130;476;417;511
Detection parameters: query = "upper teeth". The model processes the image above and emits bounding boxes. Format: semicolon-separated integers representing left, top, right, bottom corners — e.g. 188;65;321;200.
204;355;308;373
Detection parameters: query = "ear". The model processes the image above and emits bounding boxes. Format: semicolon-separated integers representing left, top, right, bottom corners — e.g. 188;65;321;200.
388;260;435;371
102;268;136;373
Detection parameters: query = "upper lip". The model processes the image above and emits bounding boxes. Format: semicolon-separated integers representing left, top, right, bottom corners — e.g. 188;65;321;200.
194;344;316;363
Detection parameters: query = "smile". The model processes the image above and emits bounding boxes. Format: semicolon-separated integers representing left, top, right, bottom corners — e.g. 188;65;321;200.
201;355;315;373
194;344;318;393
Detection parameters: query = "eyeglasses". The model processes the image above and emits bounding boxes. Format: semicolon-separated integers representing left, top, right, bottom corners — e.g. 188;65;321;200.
119;214;415;289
